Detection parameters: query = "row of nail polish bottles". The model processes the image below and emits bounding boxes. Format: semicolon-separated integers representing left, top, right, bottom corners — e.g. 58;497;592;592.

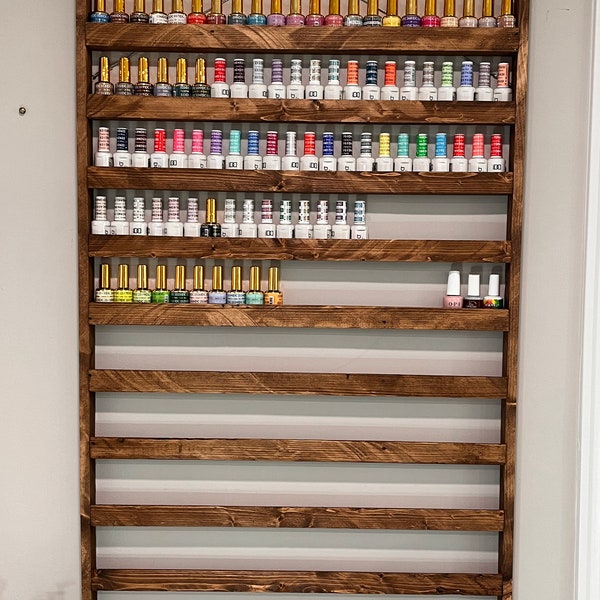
443;271;504;308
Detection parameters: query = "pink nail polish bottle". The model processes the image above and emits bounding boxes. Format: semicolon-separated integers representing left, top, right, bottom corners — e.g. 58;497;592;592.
443;270;464;308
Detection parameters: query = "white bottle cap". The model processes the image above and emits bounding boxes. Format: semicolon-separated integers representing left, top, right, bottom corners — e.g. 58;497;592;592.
467;273;480;297
488;273;500;296
446;270;461;296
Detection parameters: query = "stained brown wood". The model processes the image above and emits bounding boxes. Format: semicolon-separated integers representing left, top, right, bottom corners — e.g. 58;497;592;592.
91;505;505;531
92;569;503;595
87;96;516;125
89;370;508;398
85;23;519;54
88;167;514;195
88;305;510;331
88;237;512;263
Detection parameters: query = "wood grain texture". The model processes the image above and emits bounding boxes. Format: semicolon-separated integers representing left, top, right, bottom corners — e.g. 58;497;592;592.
92;569;503;595
89;370;508;398
86;96;516;125
90;505;505;531
88;305;510;331
85;24;519;54
88;237;513;263
90;437;506;465
88;167;514;195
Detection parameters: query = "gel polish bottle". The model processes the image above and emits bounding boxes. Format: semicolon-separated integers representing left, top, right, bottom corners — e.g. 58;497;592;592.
412;133;431;172
421;0;440;27
226;130;244;170
189;130;207;168
488;134;506;172
206;129;225;169
170;265;190;303
478;0;497;27
344;0;363;26
173;57;192;96
443;270;463;308
221;198;239;237
381;61;399;100
356;132;374;172
449;133;468;172
188;0;207;23
248;0;268;24
192;58;211;98
286;0;305;24
206;0;227;24
305;0;325;25
475;62;494;101
267;0;286;24
169;129;188;168
277;200;294;238
114;264;133;302
244;130;263;171
468;133;488;173
150;128;169;167
264;267;283;305
295;200;313;239
92;196;110;234
263;131;281;170
458;0;477;27
351;200;368;239
227;266;247;305
268;59;286;99
239;199;258;237
338;132;356;172
211;57;230;98
134;57;153;96
331;200;351;239
230;58;249;98
95;264;114;302
165;197;184;236
363;0;382;26
344;60;361;100
382;0;400;26
464;273;483;308
245;266;265;304
394;133;413;172
90;0;110;22
286;59;305;99
154;57;172;96
150;0;168;23
111;196;130;234
201;198;222;237
133;265;152;303
325;0;344;25
438;61;456;101
152;265;170;303
494;63;513;101
169;0;187;22
115;57;134;95
456;60;475;101
190;265;209;304
131;197;148;236
375;133;394;172
440;0;458;26
498;0;516;28
113;128;131;167
258;200;277;238
483;273;504;308
313;200;331;239
130;0;150;22
208;265;227;304
324;60;343;100
282;131;300;170
95;127;112;167
306;59;324;99
400;60;417;100
402;0;421;27
228;0;247;23
249;58;268;98
362;60;381;101
95;56;114;95
418;61;437;101
319;132;337;171
148;197;165;235
184;198;201;236
300;132;319;171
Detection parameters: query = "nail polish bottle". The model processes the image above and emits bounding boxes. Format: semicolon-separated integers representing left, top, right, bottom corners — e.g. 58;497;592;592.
282;131;300;170
344;0;363;26
300;132;319;171
201;198;222;237
400;60;417;100
438;61;456;101
239;199;258;237
165;197;184;236
90;0;110;22
456;60;475;101
258;200;277;238
458;0;477;27
114;264;133;302
130;0;150;22
431;133;449;172
464;273;483;308
154;57;172;96
189;130;207;168
248;0;268;24
133;265;152;303
207;130;225;169
449;133;468;172
295;200;313;239
277;200;294;238
188;0;207;23
150;0;168;23
421;0;440;26
440;0;457;26
376;133;393;172
362;60;380;100
170;265;190;303
483;273;504;308
394;133;413;172
493;63;513;101
351;200;368;239
206;0;227;24
263;131;281;170
382;0;400;26
324;60;343;100
264;267;283;305
95;127;113;167
245;266;265;304
268;59;286;99
152;265;170;303
208;266;227;304
338;132;356;172
115;57;134;95
249;58;268;98
111;196;130;235
418;61;437;101
169;129;188;168
211;57;230;98
267;0;286;24
478;0;496;27
306;0;325;25
244;131;263;170
92;196;110;234
356;132;374;172
488;134;506;172
381;61;399;100
325;0;344;25
498;0;516;28
443;270;463;308
95;56;114;95
468;133;488;173
332;200;351;239
150;129;169;167
134;57;153;96
173;57;192;96
132;128;149;167
113;128;131;167
228;0;247;23
95;264;114;302
148;197;165;235
402;0;421;27
110;0;130;21
131;197;148;236
475;62;493;101
319;132;337;171
192;58;211;98
286;59;305;99
184;198;201;236
344;60;361;100
286;0;305;25
412;133;431;172
226;130;244;169
190;265;209;304
306;59;324;99
363;0;382;26
221;198;239;237
227;267;247;305
230;58;248;98
313;200;331;239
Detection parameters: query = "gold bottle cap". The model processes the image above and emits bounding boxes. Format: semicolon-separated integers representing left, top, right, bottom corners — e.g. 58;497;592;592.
195;58;207;84
268;266;280;292
191;0;203;11
501;0;512;15
232;0;243;13
386;0;397;16
99;56;110;83
193;265;205;290
172;0;184;11
157;57;168;84
424;0;435;16
211;0;223;13
348;0;359;14
114;0;126;11
138;56;149;83
137;264;148;289
153;0;164;11
134;0;146;11
366;0;378;15
119;57;130;83
156;264;167;290
328;0;340;15
443;0;455;16
289;0;301;14
251;0;262;13
212;265;223;290
308;0;320;14
175;265;186;290
482;0;493;17
463;0;474;17
97;0;106;11
101;263;111;289
249;266;261;292
231;266;242;292
271;0;282;13
118;264;129;289
206;198;217;223
176;57;188;84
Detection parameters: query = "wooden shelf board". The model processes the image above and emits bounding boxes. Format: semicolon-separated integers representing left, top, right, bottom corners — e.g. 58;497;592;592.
89;370;508;399
88;237;512;263
87;96;516;125
88;167;514;195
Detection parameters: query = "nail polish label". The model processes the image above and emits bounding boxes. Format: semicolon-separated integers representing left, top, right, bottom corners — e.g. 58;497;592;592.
226;291;247;305
264;292;283;305
95;289;113;302
151;290;170;303
133;289;152;303
170;291;190;304
245;291;265;305
190;290;209;304
208;291;227;304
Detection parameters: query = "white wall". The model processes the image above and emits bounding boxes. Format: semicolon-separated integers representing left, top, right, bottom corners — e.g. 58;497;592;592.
0;1;591;599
